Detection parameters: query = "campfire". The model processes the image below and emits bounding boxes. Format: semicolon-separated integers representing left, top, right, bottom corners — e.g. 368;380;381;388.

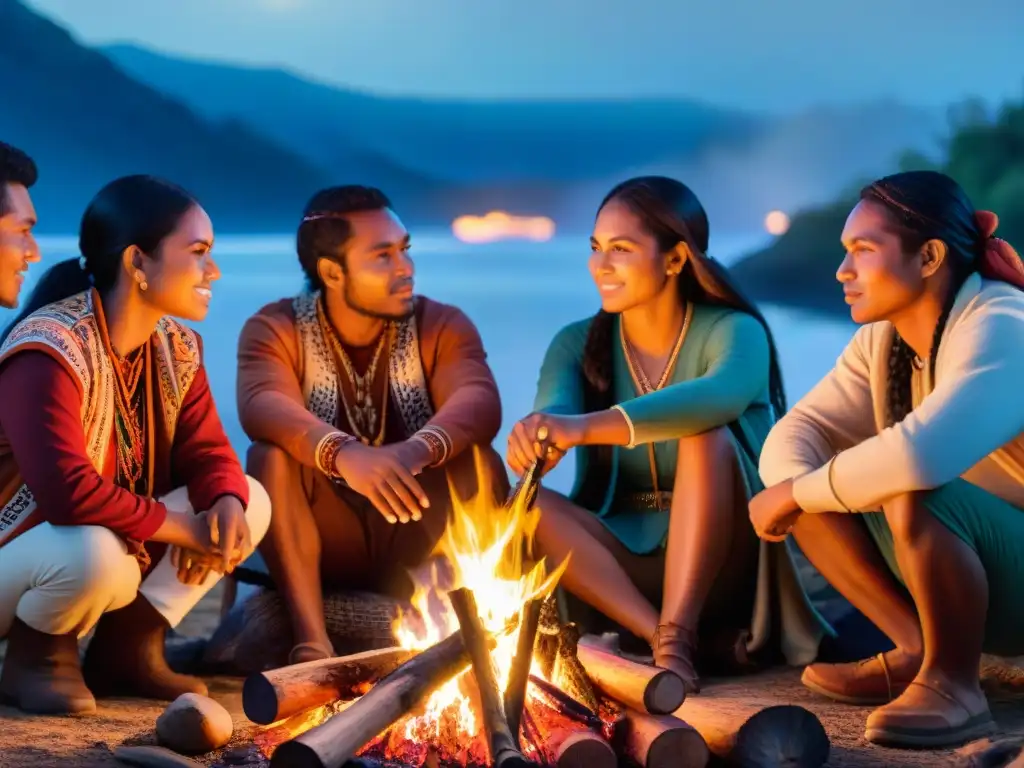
238;454;831;768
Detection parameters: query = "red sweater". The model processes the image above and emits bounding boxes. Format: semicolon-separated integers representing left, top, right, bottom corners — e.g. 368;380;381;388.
0;351;249;543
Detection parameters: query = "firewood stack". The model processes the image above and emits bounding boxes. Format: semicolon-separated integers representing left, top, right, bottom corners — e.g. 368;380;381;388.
245;587;830;768
246;457;831;768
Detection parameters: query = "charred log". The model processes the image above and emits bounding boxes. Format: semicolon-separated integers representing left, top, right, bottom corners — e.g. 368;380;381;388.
244;647;416;725
269;631;469;768
448;588;534;768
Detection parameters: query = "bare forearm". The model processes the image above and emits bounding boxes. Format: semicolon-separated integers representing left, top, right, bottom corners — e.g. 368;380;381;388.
580;408;632;447
241;392;337;468
149;510;203;549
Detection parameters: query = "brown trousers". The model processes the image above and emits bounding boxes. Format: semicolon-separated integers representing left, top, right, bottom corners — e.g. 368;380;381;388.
250;442;510;601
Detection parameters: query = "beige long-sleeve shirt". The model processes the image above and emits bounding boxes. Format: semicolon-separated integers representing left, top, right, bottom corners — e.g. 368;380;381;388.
760;273;1024;513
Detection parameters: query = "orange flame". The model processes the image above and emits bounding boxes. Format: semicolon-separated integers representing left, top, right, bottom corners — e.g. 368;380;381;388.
392;449;568;743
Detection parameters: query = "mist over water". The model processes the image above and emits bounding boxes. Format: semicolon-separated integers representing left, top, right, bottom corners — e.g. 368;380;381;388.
2;232;855;494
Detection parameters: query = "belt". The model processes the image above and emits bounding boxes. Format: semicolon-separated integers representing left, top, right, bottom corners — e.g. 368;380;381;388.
613;490;673;511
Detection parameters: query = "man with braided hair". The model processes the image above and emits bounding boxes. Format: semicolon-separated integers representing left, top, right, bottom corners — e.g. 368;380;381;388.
753;170;1024;749
237;185;507;664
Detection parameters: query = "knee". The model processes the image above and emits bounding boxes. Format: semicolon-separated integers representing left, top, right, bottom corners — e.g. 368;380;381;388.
242;475;273;546
54;526;141;605
676;426;736;464
881;491;929;541
246;440;296;483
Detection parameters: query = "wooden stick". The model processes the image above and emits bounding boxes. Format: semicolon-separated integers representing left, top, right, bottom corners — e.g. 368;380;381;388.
448;588;534;768
504;598;542;747
242;647;416;725
548;729;616;768
527;675;602;730
675;700;830;768
522;698;614;768
623;710;710;768
269;631;469;768
575;641;685;715
551;623;600;714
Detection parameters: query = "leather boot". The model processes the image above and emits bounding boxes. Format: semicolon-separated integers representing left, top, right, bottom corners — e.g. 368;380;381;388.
82;595;208;700
652;623;700;694
0;617;96;715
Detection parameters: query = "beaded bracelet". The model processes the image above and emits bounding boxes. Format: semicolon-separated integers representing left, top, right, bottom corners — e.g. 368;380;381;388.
315;431;358;479
411;425;453;467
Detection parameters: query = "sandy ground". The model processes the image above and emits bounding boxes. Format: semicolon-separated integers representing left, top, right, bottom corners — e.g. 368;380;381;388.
2;583;1024;768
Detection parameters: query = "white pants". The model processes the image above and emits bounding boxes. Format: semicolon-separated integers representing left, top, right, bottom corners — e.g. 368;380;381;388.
0;477;271;638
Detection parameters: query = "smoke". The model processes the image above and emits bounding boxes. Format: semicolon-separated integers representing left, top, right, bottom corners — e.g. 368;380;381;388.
556;101;947;237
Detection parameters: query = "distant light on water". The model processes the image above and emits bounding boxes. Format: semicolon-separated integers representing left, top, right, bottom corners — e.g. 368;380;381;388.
764;210;790;236
452;211;556;244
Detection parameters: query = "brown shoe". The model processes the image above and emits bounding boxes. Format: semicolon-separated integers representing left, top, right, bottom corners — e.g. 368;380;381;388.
652;623;700;694
802;652;916;705
0;618;96;715
82;596;207;700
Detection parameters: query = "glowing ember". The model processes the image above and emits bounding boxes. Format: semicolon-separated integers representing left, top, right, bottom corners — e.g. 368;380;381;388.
391;449;568;747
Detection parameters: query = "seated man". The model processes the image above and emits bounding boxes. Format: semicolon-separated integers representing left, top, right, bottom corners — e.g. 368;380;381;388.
752;170;1024;749
238;185;507;664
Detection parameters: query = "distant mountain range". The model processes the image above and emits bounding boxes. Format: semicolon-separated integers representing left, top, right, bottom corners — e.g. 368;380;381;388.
5;0;949;234
0;0;329;232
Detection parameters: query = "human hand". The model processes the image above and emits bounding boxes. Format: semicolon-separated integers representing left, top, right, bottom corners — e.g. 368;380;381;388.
749;479;803;542
382;438;435;477
506;412;583;477
334;441;430;524
201;495;252;573
170;546;219;586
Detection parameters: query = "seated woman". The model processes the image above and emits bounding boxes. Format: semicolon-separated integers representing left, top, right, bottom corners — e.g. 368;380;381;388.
752;170;1024;748
507;176;827;694
0;175;271;716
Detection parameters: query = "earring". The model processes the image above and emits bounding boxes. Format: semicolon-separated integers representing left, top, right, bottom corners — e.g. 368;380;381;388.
135;270;148;291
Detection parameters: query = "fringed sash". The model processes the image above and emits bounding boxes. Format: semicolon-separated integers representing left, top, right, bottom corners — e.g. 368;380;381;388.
0;289;201;545
292;290;434;436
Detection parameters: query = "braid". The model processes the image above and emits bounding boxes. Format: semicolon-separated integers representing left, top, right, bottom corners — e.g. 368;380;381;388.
885;334;916;426
582;310;615;393
928;279;962;383
887;277;963;427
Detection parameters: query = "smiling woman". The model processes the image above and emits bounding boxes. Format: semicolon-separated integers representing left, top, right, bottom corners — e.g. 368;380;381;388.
0;175;270;717
506;175;828;696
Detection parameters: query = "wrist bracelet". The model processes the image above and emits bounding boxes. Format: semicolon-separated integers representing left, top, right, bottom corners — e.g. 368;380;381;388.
315;431;357;479
412;425;452;467
827;455;853;512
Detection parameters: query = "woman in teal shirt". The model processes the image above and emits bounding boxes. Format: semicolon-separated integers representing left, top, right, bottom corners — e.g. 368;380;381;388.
508;176;826;693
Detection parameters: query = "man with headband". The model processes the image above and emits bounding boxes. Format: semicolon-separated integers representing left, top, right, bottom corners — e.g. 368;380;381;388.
236;185;507;664
753;170;1024;749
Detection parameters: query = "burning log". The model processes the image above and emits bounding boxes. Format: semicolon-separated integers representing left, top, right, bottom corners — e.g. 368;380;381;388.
675;700;830;768
546;729;617;768
551;623;600;714
448;587;534;768
504;598;542;747
522;701;615;768
622;710;709;768
243;647;416;725
269;631;470;768
527;676;602;731
575;641;685;715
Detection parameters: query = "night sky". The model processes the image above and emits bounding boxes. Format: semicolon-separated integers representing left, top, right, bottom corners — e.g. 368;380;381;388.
26;0;1024;112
